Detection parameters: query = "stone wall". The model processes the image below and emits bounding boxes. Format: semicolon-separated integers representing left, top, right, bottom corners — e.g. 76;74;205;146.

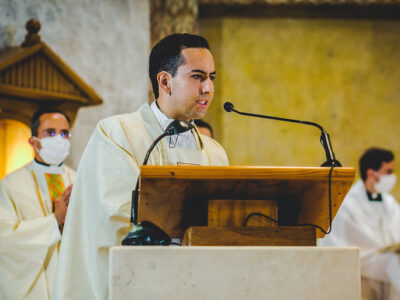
0;0;150;169
201;17;400;198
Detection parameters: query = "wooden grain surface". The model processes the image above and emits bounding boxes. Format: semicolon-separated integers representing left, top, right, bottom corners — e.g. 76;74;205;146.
0;84;87;102
141;165;354;180
182;226;316;246
0;44;41;70
208;199;277;227
138;166;355;239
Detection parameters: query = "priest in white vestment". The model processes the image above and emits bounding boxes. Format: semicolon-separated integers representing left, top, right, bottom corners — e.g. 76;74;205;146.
53;33;229;300
320;148;400;300
0;110;75;300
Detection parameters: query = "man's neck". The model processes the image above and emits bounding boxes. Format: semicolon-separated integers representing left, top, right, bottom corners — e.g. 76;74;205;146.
34;157;50;167
34;158;63;168
156;97;191;122
156;96;176;118
32;159;64;174
364;178;377;194
155;99;173;119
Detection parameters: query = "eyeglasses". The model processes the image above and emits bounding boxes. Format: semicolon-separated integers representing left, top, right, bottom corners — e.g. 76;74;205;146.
42;129;71;139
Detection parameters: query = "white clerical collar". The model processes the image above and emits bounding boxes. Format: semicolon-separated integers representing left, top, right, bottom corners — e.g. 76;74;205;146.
150;100;194;137
150;100;198;150
31;159;64;174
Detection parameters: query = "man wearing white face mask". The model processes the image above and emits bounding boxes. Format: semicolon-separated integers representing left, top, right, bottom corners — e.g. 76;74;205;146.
320;147;400;300
0;109;75;300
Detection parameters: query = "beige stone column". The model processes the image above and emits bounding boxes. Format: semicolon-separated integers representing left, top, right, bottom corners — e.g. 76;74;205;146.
150;0;199;47
149;0;199;100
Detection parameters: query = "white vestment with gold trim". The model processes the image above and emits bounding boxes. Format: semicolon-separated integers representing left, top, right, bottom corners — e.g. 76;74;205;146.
0;161;74;300
53;103;229;300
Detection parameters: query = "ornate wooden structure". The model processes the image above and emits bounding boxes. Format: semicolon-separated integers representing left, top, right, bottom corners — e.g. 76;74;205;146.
0;19;103;126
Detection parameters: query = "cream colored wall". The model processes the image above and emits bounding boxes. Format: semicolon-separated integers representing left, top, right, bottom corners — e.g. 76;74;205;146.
200;17;400;198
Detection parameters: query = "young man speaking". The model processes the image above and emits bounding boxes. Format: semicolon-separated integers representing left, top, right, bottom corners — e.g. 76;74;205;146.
53;34;228;300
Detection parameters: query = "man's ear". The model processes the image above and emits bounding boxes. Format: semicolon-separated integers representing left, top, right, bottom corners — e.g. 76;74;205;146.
157;71;171;96
29;137;40;151
366;168;377;180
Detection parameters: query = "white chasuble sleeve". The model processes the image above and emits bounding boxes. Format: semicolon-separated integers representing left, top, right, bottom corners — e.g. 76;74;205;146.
0;179;60;299
53;122;139;300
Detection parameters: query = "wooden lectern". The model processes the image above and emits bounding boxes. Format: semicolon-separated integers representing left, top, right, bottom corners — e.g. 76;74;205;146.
137;166;354;246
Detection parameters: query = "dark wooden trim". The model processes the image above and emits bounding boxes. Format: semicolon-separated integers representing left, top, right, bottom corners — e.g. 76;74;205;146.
200;4;400;19
182;226;317;246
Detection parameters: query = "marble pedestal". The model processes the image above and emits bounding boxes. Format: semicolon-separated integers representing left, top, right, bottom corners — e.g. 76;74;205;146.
109;246;360;300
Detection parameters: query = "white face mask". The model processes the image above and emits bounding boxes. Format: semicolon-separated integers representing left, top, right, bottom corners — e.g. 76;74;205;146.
374;174;397;194
34;135;71;165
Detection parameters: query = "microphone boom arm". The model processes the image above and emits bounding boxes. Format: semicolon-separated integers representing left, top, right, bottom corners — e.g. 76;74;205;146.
228;105;341;167
131;131;170;224
231;109;323;131
122;119;193;246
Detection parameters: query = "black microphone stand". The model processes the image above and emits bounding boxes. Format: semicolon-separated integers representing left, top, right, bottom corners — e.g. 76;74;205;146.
223;102;340;235
223;102;341;167
122;120;194;246
131;130;170;225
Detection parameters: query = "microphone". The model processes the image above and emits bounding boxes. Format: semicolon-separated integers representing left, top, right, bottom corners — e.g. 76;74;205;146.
122;120;194;246
223;102;341;167
223;102;234;112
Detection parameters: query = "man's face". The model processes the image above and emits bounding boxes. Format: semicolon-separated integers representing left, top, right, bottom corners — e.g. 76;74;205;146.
366;160;396;194
29;113;70;161
375;160;395;178
168;48;215;121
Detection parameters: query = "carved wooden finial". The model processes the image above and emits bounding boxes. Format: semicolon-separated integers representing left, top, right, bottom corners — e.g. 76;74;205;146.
21;19;41;47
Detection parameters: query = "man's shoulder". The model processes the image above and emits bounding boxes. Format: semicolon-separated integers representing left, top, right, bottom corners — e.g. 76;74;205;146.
82;103;153;163
61;164;76;176
97;104;149;136
201;135;229;165
337;180;365;212
345;179;370;199
383;192;400;207
201;135;223;150
98;111;140;131
0;162;32;187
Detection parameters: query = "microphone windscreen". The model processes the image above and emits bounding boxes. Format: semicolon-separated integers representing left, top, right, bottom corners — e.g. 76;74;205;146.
224;102;234;112
165;120;193;136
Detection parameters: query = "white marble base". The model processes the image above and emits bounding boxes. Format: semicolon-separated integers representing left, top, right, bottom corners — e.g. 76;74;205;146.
109;246;360;300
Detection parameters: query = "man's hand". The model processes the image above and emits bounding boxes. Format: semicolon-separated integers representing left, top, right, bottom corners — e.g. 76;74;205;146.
54;184;73;226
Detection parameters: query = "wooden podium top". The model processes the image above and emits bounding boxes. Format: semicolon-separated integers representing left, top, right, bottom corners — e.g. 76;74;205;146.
138;166;355;239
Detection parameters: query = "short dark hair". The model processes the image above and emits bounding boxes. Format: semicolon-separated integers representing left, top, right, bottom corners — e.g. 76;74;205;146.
359;147;394;181
194;119;214;138
31;109;70;137
149;33;210;99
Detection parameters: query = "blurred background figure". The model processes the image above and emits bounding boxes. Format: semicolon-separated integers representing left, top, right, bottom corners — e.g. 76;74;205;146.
320;148;400;300
195;119;214;138
0;109;75;300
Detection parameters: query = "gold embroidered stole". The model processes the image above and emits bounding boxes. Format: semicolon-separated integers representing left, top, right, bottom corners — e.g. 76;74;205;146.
45;174;66;212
